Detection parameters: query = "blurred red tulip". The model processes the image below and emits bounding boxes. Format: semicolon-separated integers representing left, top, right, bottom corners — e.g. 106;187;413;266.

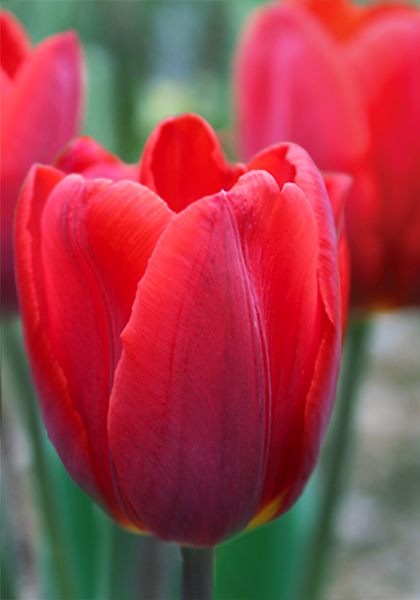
16;114;345;547
235;0;420;310
1;10;83;313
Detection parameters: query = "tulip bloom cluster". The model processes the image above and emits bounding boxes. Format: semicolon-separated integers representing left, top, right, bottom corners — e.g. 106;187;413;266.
16;114;345;547
235;0;420;309
1;10;83;312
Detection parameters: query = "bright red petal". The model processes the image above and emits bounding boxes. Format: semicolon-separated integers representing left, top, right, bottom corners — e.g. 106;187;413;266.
56;137;139;182
15;166;102;506
16;170;173;528
247;144;296;189
108;176;279;546
139;113;240;213
234;1;369;169
0;10;31;79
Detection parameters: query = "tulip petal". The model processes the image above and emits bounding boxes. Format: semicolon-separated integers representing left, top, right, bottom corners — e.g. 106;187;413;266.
274;147;342;513
247;144;296;190
322;172;352;330
245;144;341;517
108;173;285;546
139;113;242;213
234;1;369;169
248;142;341;330
16;170;173;527
234;171;327;517
0;10;31;78
1;68;13;105
321;171;352;234
344;11;420;305
1;31;83;223
56;136;139;182
15;166;102;506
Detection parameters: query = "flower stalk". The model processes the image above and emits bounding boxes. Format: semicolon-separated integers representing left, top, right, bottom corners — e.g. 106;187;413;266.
180;546;215;600
301;316;372;600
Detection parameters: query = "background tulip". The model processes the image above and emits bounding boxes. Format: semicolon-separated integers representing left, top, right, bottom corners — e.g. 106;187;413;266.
235;0;420;310
1;10;83;313
16;114;345;548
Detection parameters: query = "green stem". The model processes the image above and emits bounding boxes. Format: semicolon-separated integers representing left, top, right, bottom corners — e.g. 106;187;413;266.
302;316;372;600
140;536;167;600
2;318;78;599
180;546;215;600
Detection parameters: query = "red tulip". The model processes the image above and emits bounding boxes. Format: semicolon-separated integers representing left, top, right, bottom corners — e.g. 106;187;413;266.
16;114;345;547
1;10;83;312
235;0;420;309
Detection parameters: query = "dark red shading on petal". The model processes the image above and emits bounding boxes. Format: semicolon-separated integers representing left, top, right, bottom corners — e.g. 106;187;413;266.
234;1;369;168
139;113;243;213
0;10;31;79
56;137;139;183
108;173;285;546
